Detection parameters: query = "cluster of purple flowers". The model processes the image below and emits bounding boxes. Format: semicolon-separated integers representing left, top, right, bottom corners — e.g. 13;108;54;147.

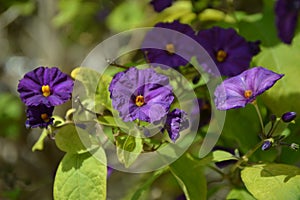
109;67;188;142
142;21;260;77
18;67;74;128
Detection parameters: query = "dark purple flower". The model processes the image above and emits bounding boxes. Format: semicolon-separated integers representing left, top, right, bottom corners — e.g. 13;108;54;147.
25;105;54;128
214;67;284;110
142;20;196;69
150;0;173;12
275;0;300;44
165;109;189;142
18;67;74;107
109;67;174;123
281;111;297;122
196;27;259;77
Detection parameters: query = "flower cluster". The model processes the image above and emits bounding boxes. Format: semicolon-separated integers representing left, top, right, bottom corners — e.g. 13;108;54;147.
109;67;189;142
142;21;260;77
18;67;74;128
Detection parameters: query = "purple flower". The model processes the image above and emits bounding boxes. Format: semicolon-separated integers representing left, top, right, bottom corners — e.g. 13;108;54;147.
109;67;174;123
142;20;196;69
275;0;300;44
18;66;74;107
214;67;284;110
25;105;54;128
196;27;259;77
261;140;273;151
150;0;173;12
165;109;189;142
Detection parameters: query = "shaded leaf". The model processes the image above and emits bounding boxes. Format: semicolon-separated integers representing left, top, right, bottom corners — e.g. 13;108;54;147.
55;124;98;154
170;154;207;200
116;134;143;168
241;163;300;200
53;148;107;200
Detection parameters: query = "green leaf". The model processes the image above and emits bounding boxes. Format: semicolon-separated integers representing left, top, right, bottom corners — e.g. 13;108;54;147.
55;124;98;154
241;163;300;200
131;168;167;200
226;188;256;200
212;150;238;162
106;0;145;32
32;128;49;152
116;134;143;168
71;67;112;112
170;154;207;200
253;33;300;117
53;148;107;200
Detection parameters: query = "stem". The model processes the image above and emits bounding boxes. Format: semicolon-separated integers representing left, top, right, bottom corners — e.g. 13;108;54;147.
74;96;102;117
252;101;266;136
230;140;265;173
109;62;130;69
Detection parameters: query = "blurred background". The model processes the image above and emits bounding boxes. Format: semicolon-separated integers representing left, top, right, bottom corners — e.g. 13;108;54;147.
0;0;265;199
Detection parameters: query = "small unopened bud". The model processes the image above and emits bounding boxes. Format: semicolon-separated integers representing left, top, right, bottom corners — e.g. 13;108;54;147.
262;139;273;151
281;112;297;122
270;114;277;122
290;143;299;151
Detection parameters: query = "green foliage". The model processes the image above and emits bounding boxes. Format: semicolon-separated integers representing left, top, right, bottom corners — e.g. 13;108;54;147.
55;124;98;154
226;188;256;200
212;150;238;162
53;147;107;200
116;134;143;168
241;163;300;200
71;67;113;112
170;154;207;200
253;34;300;118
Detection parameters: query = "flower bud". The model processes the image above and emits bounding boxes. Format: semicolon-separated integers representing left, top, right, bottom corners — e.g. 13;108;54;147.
281;112;297;122
261;139;273;151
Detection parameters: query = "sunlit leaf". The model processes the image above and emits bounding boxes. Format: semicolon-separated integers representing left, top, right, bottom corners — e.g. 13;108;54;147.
53;148;107;200
226;188;256;200
241;163;300;200
170;154;207;200
212;150;238;162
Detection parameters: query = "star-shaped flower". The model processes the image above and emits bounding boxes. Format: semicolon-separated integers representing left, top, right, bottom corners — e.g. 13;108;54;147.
214;67;284;110
18;66;74;107
196;27;260;77
25;105;54;128
142;20;196;69
109;67;174;122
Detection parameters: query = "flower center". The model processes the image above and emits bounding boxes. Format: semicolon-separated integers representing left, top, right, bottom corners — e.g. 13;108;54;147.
244;90;253;99
135;95;145;107
165;43;175;54
42;85;51;97
41;113;50;122
216;50;227;62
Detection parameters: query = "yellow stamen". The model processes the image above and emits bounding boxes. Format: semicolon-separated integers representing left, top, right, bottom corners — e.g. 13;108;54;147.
165;43;175;54
41;113;50;122
216;50;227;62
42;85;51;97
244;90;253;99
135;95;145;107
